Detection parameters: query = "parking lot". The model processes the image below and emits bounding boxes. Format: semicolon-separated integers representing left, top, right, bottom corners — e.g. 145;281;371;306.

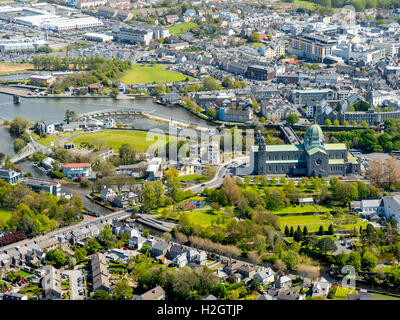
62;269;85;300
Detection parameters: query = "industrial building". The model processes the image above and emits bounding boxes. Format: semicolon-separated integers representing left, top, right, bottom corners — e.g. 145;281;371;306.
20;178;61;197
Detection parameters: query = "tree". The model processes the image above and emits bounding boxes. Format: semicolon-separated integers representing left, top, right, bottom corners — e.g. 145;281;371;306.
303;226;308;236
113;279;133;300
202;77;220;91
9;117;30;136
289;226;294;237
64;110;76;124
352;121;357;127
348;251;361;271
249;31;260;42
361;121;368;128
207;107;217;119
119;144;136;165
46;249;68;268
315;237;337;255
98;223;117;249
319;225;324;235
286;113;299;125
343;120;349;127
285;225;290;237
328;224;334;235
333;119;339;127
221;177;241;205
282;251;299;270
325;119;332;126
222;77;233;88
361;250;378;271
152;83;166;97
91;290;112;300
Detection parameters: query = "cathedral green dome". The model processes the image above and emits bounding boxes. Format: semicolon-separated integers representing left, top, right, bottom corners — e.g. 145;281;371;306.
303;124;325;150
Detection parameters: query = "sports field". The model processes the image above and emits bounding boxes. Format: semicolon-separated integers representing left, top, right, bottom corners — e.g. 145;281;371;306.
169;22;198;36
120;64;193;85
69;129;168;152
0;63;34;75
0;207;12;224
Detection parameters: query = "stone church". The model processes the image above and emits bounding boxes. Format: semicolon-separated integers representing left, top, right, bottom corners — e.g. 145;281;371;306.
251;124;360;177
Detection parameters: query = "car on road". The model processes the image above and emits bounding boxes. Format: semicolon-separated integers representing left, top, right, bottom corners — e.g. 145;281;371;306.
201;184;206;187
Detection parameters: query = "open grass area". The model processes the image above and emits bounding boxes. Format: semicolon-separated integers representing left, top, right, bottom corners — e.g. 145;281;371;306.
179;174;208;183
33;133;59;147
120;64;194;85
15;270;33;278
69;129;168;153
250;42;265;48
271;205;331;215
169;22;198;36
58;130;84;138
333;286;356;300
0;62;34;75
371;293;400;300
0;207;12;224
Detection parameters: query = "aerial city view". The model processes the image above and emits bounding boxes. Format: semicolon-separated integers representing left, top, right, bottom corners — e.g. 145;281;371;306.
0;0;400;306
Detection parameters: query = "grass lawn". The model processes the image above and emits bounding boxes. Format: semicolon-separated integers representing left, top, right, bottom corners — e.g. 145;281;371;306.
371;293;400;300
169;22;198;36
58;130;84;138
69;129;168;153
120;64;194;85
179;174;208;183
251;42;265;48
291;0;316;8
271;205;331;215
185;209;232;228
33;133;59;147
0;207;12;224
0;62;34;75
333;286;356;300
279;215;331;233
15;270;33;278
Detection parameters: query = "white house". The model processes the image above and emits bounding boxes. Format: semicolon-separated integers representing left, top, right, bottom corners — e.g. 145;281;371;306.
104;118;115;129
100;186;116;201
253;267;276;285
311;277;331;298
40;121;55;135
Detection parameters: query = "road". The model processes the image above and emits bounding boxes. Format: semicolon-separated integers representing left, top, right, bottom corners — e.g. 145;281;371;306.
186;156;249;193
63;269;84;300
0;210;131;253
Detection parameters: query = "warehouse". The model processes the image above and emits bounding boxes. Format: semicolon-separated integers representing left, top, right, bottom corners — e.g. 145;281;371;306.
83;32;113;42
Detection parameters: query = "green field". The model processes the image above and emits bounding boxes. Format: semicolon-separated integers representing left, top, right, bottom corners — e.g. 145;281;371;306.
185;209;232;228
251;42;265;48
371;293;400;300
120;64;194;85
69;129;168;153
291;0;316;8
169;22;198;36
333;286;356;300
58;130;84;138
0;207;12;224
272;205;331;215
33;133;59;147
179;174;208;183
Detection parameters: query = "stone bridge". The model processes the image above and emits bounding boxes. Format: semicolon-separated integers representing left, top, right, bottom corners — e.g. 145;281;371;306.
78;108;143;119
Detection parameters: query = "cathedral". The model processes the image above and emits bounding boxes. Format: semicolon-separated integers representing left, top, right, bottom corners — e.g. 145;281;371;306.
251;124;360;177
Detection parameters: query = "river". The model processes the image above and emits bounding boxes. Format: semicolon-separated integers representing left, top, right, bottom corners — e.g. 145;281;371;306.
0;92;214;216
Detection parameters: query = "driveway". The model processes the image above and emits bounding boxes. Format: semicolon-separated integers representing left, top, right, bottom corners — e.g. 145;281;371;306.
63;269;84;300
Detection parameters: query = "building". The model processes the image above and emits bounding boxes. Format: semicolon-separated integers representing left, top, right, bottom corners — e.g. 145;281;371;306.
219;107;252;123
112;24;153;46
77;0;107;9
311;277;331;298
30;75;56;86
62;163;92;179
289;34;337;62
0;169;21;185
245;65;276;81
292;89;334;105
39;121;55;135
380;195;400;225
275;275;292;290
20;178;61;197
41;265;62;300
251;124;360;177
90;252;110;292
189;142;220;165
0;36;48;53
136;285;166;300
2;292;28;300
253;267;276;285
83;32;113;42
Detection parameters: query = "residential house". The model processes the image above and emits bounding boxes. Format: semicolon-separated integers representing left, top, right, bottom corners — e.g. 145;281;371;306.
275;275;292;290
91;252;110;292
166;244;184;260
128;235;146;250
151;241;169;258
136;285;166;300
253;267;276;285
62;163;92;179
311;277;331;298
41;265;62;300
39;121;55;135
0;169;21;185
